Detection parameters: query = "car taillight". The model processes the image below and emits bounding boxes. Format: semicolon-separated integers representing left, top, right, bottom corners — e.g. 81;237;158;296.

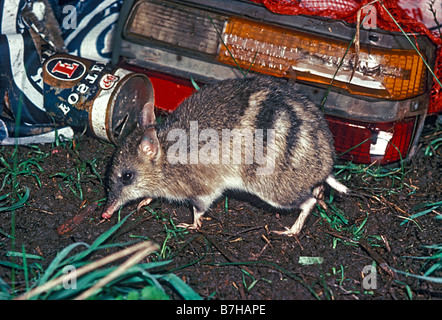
219;17;427;100
120;1;430;101
125;0;226;56
326;115;417;164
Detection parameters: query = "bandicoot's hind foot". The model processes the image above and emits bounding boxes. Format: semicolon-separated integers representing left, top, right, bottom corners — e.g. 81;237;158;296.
176;222;200;230
271;227;300;238
271;176;349;237
177;208;205;230
271;197;317;237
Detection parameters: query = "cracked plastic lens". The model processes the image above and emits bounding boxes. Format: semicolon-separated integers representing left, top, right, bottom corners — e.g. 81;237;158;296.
218;17;427;100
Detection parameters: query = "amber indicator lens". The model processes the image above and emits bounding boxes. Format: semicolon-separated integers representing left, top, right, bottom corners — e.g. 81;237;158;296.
218;17;427;100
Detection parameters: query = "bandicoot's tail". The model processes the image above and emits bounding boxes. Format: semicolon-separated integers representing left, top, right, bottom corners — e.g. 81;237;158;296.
326;174;376;200
326;175;349;194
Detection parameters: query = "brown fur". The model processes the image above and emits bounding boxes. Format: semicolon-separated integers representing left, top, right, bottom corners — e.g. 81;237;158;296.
103;76;339;235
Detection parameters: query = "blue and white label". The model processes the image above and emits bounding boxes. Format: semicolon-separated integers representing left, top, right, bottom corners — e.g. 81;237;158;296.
61;0;123;62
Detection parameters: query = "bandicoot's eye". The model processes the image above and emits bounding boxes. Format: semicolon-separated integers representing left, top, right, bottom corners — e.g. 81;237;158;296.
121;171;134;185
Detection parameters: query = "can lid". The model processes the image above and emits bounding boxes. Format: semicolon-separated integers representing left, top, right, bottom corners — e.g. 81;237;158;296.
90;69;154;144
110;74;154;144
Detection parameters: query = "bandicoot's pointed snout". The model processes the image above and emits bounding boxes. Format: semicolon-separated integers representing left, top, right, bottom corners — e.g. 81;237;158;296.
102;197;154;219
101;200;121;219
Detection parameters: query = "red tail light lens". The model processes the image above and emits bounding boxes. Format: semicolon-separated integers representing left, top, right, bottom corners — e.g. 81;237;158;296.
148;75;195;111
326;115;417;164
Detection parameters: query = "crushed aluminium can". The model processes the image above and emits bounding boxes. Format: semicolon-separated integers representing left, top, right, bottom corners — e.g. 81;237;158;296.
43;53;154;144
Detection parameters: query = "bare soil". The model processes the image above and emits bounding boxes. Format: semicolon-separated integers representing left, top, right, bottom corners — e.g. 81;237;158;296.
0;119;441;300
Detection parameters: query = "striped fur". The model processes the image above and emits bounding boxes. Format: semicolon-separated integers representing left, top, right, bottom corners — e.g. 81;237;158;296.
103;76;346;236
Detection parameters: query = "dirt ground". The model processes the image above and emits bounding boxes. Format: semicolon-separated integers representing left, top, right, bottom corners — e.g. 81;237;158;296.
0;117;441;300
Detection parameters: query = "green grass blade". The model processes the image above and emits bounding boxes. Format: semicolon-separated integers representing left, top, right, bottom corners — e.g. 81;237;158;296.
392;267;442;283
6;251;43;260
159;273;202;300
0;260;24;270
400;202;442;226
69;211;134;263
0;193;10;201
37;242;90;287
190;77;200;91
0;188;29;212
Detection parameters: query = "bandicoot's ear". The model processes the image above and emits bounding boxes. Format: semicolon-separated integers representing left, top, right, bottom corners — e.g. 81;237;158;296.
139;102;156;128
139;127;160;160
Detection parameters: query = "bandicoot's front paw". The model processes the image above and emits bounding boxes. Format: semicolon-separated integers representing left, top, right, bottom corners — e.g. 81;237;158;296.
137;197;153;211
